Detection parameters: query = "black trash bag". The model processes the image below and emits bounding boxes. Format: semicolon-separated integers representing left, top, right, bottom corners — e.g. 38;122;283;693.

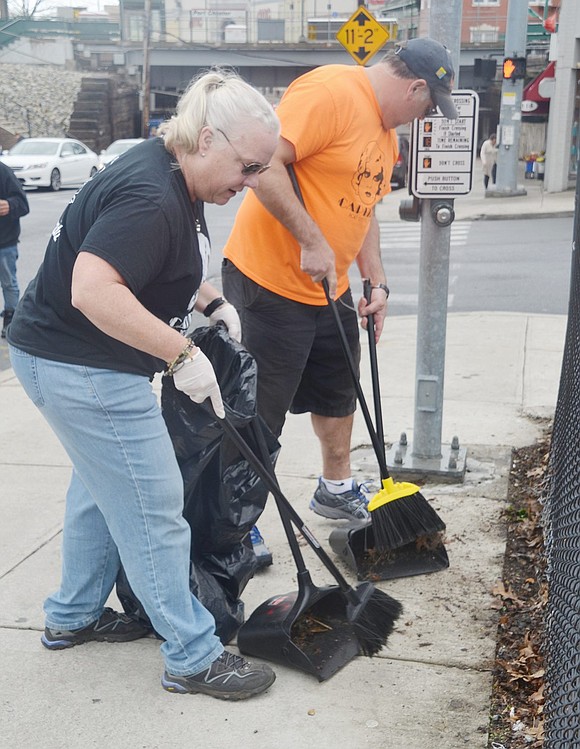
116;324;279;643
117;547;253;646
163;325;280;553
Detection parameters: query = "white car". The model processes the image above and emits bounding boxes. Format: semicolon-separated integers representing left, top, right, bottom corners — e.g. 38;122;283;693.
0;137;99;191
98;138;145;170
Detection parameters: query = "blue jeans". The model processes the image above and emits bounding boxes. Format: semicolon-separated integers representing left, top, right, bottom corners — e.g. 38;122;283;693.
9;346;223;676
0;244;19;311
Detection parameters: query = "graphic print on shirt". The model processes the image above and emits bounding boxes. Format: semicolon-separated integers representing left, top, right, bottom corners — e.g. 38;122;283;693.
168;230;211;332
350;141;388;208
52;221;63;243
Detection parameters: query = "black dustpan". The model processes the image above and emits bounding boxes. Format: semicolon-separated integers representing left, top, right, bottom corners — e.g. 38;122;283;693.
229;419;361;680
237;574;360;682
329;524;449;582
221;416;402;681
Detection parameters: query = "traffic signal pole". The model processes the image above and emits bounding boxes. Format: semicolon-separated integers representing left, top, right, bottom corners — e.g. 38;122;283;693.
387;0;467;481
411;1;464;476
488;0;529;197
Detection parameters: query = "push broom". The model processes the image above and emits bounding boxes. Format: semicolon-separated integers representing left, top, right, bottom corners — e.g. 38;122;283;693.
322;277;446;550
285;163;445;551
360;279;445;550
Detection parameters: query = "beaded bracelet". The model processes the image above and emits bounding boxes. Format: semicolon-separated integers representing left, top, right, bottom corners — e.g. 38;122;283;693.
164;339;196;377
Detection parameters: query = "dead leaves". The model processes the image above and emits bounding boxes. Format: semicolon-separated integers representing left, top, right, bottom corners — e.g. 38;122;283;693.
489;434;550;748
497;631;544;685
492;579;524;606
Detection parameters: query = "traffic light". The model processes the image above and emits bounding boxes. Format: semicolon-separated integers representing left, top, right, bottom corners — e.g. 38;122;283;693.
503;57;526;81
474;58;497;80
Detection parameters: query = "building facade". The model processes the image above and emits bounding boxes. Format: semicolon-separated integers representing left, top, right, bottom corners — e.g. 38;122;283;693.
544;0;580;190
1;0;576;190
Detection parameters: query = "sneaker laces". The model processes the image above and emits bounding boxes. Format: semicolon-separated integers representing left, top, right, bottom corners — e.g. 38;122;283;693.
343;496;369;518
339;483;372;519
356;481;374;504
339;482;372;507
219;651;250;672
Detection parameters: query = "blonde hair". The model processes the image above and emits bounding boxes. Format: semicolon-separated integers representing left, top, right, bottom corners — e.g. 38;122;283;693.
159;68;280;153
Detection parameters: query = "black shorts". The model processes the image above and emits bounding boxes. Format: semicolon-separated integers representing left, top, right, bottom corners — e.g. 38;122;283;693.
222;259;360;438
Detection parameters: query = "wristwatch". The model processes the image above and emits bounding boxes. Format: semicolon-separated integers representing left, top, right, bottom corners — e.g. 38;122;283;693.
372;283;390;299
203;297;227;317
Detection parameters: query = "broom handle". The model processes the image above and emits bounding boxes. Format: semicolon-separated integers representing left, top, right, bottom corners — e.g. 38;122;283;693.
221;415;355;592
363;278;386;463
286;164;390;480
321;279;390;482
248;420;312;579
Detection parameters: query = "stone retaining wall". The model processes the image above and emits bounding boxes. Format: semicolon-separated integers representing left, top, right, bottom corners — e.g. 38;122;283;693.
0;63;139;152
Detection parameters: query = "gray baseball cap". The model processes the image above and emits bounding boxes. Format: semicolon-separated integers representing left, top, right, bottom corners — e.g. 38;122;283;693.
395;37;457;119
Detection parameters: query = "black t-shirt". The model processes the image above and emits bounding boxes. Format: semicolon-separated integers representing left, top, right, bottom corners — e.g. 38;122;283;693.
8;138;207;378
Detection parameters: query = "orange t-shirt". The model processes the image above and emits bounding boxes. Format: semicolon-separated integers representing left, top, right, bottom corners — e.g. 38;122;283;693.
223;64;398;305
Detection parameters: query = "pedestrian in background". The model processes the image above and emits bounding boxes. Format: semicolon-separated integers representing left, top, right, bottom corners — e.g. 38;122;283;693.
8;68;279;700
0;160;29;339
222;37;457;563
481;132;498;189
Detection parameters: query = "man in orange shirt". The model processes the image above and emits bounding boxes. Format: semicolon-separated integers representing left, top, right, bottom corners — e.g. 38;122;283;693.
222;38;457;561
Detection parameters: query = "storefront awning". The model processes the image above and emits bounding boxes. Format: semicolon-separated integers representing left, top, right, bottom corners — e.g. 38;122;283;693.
522;60;556;115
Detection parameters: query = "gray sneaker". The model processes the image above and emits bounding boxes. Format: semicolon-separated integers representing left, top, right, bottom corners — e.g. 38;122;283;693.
162;651;276;701
41;607;152;650
309;478;371;522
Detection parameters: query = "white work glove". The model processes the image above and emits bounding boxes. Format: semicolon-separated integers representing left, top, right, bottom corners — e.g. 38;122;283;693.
173;349;225;419
208;302;242;343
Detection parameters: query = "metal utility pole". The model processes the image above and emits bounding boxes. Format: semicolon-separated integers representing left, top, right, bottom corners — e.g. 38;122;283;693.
413;0;463;474
298;0;306;42
490;0;529;196
387;0;467;480
141;0;152;139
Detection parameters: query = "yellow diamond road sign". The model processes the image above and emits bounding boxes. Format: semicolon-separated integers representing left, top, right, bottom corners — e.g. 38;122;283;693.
336;7;390;66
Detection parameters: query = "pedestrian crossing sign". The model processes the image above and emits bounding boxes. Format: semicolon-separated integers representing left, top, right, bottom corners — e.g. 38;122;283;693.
410;90;480;198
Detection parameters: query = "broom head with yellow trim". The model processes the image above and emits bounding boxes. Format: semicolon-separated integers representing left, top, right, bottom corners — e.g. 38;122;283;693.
368;477;446;551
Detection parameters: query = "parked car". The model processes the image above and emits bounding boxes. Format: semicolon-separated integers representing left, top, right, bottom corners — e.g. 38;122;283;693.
98;138;145;170
0;137;99;191
391;134;410;189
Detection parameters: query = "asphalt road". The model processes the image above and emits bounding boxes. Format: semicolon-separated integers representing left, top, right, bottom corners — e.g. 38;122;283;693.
373;215;572;317
0;186;573;372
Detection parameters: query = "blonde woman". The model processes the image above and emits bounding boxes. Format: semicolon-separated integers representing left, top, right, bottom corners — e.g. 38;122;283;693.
8;69;280;700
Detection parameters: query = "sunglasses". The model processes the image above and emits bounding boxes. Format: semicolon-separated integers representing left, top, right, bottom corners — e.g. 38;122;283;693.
216;128;271;176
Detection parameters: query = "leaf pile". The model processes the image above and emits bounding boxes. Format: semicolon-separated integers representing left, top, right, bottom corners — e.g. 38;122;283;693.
488;433;551;748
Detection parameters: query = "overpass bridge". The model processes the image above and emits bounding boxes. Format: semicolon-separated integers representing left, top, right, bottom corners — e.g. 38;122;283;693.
125;43;364;103
122;42;504;109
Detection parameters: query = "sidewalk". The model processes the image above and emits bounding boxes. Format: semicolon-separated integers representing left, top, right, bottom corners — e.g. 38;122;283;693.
376;158;575;223
0;174;573;748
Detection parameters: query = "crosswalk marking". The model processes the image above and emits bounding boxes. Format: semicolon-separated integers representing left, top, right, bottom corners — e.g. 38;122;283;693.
376;221;472;313
379;221;471;250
